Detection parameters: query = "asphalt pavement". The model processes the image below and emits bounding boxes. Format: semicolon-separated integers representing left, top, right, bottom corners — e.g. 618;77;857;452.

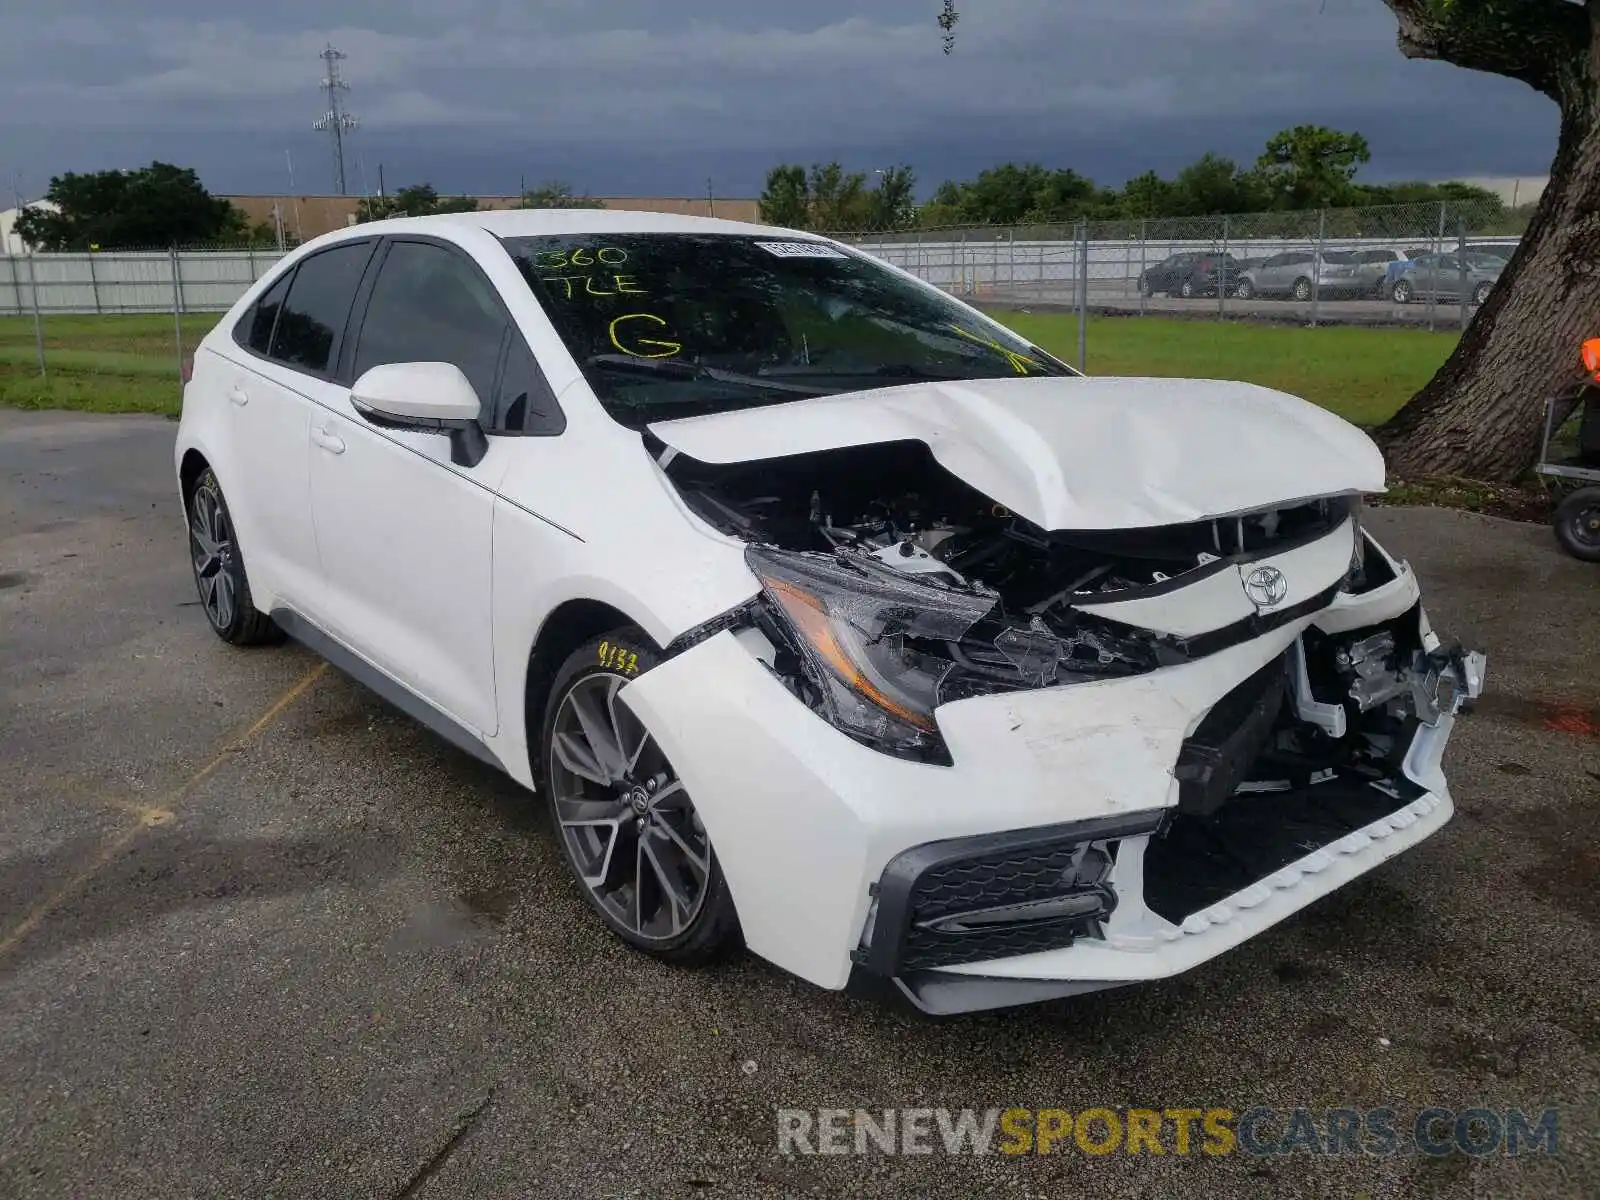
1;408;1596;1199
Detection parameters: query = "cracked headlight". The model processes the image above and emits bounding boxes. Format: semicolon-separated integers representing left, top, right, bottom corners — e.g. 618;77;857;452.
745;547;996;765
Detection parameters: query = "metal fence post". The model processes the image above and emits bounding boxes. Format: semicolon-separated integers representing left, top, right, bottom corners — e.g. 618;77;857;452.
1138;219;1148;316
1008;228;1016;292
26;251;46;379
1458;220;1470;331
170;244;187;316
87;251;101;314
169;245;185;391
1428;201;1445;333
1076;218;1089;371
1310;209;1326;327
1218;215;1230;319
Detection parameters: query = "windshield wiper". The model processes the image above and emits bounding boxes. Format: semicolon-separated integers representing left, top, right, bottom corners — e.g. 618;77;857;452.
583;355;824;396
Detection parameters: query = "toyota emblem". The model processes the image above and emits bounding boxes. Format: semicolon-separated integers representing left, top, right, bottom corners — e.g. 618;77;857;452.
1244;565;1289;608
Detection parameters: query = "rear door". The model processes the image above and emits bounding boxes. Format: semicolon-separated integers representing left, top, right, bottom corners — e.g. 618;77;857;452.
216;239;376;614
305;236;552;737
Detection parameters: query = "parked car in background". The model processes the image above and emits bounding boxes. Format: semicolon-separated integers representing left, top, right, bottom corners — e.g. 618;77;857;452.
1465;239;1521;262
1334;248;1418;298
1387;253;1504;305
1234;251;1364;301
1138;251;1242;299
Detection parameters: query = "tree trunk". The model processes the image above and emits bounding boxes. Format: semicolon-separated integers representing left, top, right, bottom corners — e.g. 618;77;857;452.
1374;0;1598;482
1375;107;1600;481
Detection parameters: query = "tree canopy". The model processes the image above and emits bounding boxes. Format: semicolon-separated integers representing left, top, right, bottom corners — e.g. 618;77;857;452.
758;163;919;230
356;184;480;222
15;162;273;250
518;181;606;209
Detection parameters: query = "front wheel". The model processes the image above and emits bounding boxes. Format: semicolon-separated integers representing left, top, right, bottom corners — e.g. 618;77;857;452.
1391;279;1414;304
540;629;742;964
1554;487;1600;562
1179;279;1196;299
1138;276;1153;298
1473;281;1493;306
1292;278;1313;302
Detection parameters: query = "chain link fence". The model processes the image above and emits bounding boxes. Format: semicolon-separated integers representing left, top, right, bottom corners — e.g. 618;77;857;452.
0;200;1517;406
836;199;1522;361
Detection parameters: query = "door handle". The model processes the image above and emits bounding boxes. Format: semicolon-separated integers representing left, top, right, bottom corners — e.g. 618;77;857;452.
311;424;346;455
228;386;249;407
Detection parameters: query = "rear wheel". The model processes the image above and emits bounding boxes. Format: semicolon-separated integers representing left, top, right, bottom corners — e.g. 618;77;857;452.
1554;487;1600;562
1473;281;1493;306
186;468;282;646
1138;276;1153;298
540;629;741;964
1293;277;1313;302
1179;279;1196;299
1234;278;1255;300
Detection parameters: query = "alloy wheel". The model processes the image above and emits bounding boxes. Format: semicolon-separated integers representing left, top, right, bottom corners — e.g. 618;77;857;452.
548;672;711;942
189;482;237;632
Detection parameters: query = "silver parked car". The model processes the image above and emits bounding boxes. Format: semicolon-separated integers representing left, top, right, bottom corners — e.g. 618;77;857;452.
1236;251;1361;301
1388;253;1503;305
1325;248;1418;298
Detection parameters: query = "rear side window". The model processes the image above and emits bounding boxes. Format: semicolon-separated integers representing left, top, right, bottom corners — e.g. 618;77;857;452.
240;271;292;354
269;242;374;375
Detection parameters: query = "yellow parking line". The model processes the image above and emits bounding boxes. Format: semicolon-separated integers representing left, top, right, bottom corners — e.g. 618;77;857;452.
0;661;328;960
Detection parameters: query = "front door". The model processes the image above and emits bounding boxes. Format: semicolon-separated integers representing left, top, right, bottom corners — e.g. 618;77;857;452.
306;237;516;738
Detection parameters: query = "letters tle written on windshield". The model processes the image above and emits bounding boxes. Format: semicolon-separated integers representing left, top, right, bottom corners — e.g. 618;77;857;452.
529;245;682;358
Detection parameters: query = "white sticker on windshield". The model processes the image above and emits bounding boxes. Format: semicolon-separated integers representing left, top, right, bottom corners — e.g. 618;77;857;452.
756;241;848;259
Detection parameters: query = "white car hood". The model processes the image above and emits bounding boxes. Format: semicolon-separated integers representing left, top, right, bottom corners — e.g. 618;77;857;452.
648;375;1386;530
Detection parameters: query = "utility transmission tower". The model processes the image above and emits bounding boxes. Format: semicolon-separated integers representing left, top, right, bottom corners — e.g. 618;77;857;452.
312;43;359;195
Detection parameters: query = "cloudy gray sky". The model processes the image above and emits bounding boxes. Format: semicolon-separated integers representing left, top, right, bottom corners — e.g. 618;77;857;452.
0;0;1559;200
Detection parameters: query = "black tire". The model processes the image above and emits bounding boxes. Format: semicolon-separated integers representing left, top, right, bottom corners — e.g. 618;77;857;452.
185;468;282;646
538;627;742;965
1293;277;1313;302
1179;279;1196;299
1554;487;1600;562
1473;281;1493;306
1138;276;1153;298
1392;279;1414;304
1234;278;1255;300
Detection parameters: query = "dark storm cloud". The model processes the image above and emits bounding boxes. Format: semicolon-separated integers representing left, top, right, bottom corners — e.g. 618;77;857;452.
0;0;1557;198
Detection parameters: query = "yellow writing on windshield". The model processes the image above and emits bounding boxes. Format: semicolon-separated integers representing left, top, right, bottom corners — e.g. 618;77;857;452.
947;324;1044;375
535;246;629;270
609;313;683;359
543;274;648;299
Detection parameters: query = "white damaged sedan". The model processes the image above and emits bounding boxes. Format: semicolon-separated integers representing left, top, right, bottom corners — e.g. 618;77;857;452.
174;210;1486;1014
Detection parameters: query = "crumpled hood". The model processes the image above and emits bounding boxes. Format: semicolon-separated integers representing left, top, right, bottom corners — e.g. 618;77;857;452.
648;375;1386;530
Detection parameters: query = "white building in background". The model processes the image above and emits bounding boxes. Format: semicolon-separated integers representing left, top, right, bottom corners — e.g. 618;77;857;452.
1446;177;1549;207
1;200;60;253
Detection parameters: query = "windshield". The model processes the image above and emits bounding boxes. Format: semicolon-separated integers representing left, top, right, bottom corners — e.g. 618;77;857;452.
502;233;1075;426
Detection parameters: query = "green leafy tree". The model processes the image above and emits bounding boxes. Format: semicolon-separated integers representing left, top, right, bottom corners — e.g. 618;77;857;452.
15;162;254;249
357;183;480;222
758;164;812;228
867;165;919;230
936;2;1599;481
807;162;872;231
1255;125;1372;209
517;181;605;209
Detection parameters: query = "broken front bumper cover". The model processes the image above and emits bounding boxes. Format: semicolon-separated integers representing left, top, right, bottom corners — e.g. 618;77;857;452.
848;642;1486;1015
618;545;1485;1014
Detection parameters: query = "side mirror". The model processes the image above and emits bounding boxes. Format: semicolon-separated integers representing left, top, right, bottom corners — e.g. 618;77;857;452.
351;362;489;468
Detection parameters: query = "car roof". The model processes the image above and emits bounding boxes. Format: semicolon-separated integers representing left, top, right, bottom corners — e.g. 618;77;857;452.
312;208;807;245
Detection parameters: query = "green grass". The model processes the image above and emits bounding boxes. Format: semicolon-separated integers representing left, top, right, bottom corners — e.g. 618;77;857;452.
0;311;1458;427
0;314;217;415
994;312;1459;428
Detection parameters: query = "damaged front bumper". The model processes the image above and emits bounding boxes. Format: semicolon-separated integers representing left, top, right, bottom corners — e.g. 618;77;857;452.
617;551;1485;1015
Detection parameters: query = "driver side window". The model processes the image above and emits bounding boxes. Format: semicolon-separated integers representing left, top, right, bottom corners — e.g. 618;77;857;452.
354;240;557;434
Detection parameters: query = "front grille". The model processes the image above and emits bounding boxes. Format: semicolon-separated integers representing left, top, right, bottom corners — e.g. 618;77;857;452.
858;813;1164;978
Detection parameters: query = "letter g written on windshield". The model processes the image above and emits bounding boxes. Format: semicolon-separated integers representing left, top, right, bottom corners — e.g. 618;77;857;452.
609;312;683;358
